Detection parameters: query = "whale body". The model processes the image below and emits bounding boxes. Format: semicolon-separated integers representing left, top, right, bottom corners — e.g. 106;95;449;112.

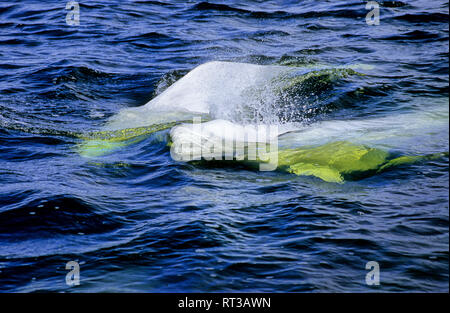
78;61;449;183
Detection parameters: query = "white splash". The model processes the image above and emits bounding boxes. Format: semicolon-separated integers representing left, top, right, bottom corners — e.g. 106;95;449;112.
105;61;296;130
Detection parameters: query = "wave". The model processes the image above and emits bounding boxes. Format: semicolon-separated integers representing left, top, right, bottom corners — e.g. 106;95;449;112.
390;12;449;23
190;2;368;19
0;195;122;238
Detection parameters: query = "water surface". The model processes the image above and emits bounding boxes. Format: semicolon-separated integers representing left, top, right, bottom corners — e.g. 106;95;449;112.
0;0;448;292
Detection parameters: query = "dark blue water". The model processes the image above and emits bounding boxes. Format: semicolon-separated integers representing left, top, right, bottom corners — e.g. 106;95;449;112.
0;0;448;292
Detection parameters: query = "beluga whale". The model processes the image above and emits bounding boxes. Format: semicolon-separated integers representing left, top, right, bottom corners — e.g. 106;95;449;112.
78;61;449;183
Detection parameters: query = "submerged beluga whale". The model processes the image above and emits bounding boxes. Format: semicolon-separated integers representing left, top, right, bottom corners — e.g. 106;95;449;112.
78;61;449;183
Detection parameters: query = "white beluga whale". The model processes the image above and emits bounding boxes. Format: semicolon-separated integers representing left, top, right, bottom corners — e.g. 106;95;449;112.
78;61;449;183
105;61;295;130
